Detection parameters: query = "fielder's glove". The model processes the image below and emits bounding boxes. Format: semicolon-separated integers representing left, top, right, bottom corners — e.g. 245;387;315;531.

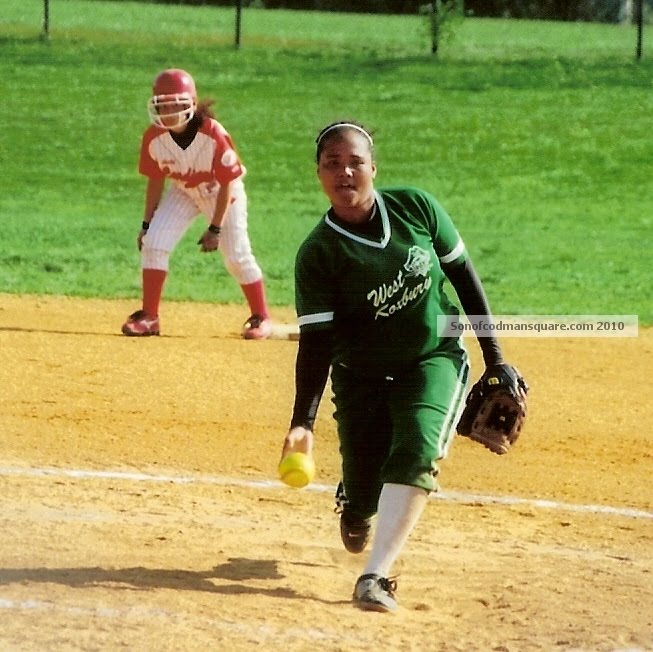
457;363;529;455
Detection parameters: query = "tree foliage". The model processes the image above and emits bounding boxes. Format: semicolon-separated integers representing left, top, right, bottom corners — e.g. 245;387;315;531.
463;0;647;22
119;0;650;23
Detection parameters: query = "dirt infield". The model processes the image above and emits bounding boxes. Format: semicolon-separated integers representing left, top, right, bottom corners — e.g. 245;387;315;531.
1;294;651;651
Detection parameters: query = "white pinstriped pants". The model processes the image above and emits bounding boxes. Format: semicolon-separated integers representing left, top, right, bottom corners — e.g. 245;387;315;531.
140;180;263;285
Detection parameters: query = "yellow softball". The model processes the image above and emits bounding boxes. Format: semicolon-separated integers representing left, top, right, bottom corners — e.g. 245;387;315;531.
278;452;315;489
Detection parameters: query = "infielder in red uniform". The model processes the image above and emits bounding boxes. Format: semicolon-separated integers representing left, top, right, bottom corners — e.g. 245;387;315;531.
122;68;271;339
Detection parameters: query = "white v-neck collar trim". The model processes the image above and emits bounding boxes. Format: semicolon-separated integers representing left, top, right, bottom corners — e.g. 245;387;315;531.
324;190;390;249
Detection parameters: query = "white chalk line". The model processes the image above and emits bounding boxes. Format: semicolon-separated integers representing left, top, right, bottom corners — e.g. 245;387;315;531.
1;464;651;520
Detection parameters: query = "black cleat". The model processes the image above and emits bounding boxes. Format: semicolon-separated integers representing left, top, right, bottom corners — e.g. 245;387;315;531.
334;481;371;554
340;509;372;554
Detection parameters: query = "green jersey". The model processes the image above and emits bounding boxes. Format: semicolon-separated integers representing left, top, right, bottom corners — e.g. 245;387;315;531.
295;186;466;374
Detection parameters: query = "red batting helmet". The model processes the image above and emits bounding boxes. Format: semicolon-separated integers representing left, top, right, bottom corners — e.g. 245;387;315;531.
147;68;197;129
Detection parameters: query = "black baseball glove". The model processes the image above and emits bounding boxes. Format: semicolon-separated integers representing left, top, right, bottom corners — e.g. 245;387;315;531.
457;363;529;455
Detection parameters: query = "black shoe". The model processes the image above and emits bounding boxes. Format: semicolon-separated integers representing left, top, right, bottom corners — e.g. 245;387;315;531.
353;574;398;613
340;509;372;554
334;481;371;554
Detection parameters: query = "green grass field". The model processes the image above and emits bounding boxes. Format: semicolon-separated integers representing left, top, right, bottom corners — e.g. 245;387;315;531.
1;1;651;322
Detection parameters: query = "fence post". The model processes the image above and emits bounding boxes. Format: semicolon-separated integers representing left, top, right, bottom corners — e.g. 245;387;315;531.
41;0;50;40
635;0;643;60
235;0;243;50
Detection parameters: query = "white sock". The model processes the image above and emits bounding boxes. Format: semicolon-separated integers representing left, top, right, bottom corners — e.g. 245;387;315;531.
362;482;428;578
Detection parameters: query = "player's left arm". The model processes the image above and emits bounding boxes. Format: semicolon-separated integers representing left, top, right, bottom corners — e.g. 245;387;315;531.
419;190;504;367
419;191;528;447
198;180;232;252
198;122;245;252
444;258;504;367
211;180;232;230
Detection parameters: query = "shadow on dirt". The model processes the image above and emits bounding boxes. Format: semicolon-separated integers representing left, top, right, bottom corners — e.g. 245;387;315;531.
0;558;349;604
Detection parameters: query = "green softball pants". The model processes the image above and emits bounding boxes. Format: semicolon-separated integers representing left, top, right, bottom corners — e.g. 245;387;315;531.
331;346;469;520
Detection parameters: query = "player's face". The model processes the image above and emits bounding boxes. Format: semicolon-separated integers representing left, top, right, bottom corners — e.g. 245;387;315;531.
158;101;193;132
317;131;377;223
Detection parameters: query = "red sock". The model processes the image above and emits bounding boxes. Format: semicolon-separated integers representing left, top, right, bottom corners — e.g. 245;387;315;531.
240;279;269;318
142;269;167;317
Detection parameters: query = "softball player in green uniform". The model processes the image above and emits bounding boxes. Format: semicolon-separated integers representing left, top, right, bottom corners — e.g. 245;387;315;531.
282;121;507;613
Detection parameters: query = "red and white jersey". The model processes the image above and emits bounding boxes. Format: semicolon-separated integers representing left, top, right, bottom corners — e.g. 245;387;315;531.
138;117;245;196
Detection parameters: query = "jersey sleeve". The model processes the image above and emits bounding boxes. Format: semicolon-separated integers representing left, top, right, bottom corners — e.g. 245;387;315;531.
294;235;337;333
138;128;167;179
207;121;245;185
420;190;467;266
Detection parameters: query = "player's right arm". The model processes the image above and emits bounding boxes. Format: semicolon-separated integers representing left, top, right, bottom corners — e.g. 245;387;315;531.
283;235;335;459
137;127;168;249
137;176;166;251
281;329;332;461
282;426;314;460
289;329;333;429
